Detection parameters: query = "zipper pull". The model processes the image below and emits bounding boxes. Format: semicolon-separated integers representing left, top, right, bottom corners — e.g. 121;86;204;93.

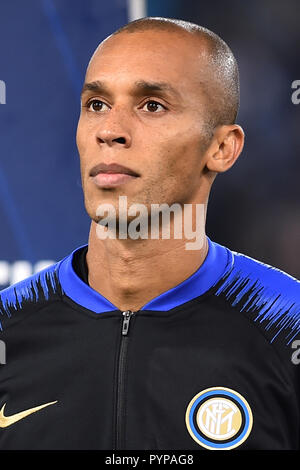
122;310;134;336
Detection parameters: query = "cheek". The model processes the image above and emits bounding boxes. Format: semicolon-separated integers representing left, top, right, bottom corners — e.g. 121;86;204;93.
153;135;205;203
76;114;98;154
76;117;88;157
157;136;203;180
76;118;93;176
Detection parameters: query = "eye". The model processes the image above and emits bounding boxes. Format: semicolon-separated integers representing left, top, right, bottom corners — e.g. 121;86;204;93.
142;100;166;113
86;99;110;112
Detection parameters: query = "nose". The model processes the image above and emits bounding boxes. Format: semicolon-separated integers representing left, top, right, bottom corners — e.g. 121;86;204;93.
95;109;132;148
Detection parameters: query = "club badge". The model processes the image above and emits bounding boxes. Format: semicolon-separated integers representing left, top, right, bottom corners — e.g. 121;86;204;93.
185;387;253;450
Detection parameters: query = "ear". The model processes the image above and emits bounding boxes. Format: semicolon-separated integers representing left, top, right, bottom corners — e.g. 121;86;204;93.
205;124;244;173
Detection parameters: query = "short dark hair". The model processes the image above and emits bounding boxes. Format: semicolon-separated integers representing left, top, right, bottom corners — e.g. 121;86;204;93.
112;17;240;131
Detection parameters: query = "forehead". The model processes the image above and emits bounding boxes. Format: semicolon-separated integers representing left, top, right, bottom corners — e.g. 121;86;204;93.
86;31;208;91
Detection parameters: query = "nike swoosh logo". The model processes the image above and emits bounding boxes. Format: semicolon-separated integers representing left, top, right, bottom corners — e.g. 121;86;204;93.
0;400;58;428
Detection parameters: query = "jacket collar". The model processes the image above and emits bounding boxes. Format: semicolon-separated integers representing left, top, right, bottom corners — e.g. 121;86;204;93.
58;237;232;313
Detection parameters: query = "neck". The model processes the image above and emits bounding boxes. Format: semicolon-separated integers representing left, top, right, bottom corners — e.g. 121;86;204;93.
86;216;208;312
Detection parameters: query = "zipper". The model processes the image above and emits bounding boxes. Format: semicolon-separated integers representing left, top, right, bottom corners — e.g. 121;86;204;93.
115;310;135;449
122;310;132;336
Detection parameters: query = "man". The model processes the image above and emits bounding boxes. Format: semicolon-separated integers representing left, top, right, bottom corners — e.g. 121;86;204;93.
0;17;299;451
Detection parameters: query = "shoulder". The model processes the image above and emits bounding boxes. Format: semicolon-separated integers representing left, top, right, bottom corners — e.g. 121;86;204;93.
213;247;300;345
0;261;62;331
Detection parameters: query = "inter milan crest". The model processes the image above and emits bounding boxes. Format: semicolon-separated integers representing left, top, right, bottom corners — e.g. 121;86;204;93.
185;387;253;450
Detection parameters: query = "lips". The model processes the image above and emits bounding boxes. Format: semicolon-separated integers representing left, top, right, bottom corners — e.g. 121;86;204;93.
90;163;139;178
90;163;140;188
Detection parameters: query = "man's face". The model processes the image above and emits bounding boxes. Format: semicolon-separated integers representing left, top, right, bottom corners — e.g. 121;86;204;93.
77;30;213;222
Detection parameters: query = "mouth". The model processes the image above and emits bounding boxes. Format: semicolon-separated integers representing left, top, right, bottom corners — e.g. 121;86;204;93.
90;163;140;188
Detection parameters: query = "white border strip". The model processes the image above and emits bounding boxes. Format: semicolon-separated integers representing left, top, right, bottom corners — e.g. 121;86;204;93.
127;0;147;21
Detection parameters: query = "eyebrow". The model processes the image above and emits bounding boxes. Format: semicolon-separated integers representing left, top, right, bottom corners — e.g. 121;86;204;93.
80;79;181;99
134;80;180;98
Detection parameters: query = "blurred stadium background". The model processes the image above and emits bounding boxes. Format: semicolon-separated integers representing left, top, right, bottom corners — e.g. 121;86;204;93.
0;0;299;287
